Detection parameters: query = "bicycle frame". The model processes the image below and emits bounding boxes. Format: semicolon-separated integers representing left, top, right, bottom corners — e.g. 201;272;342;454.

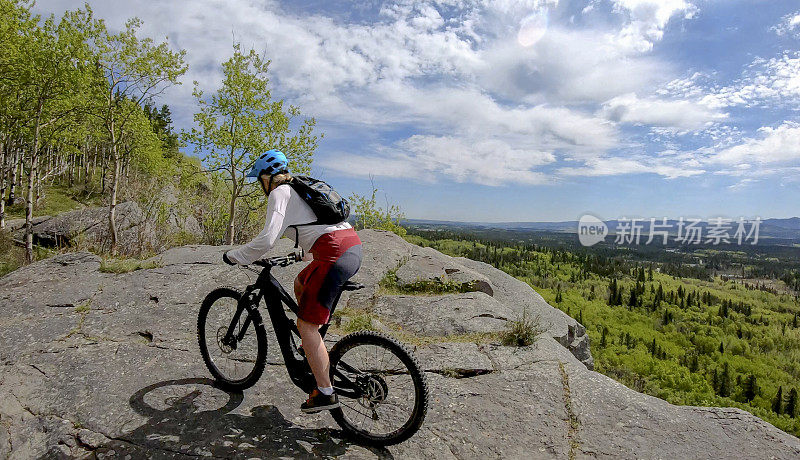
222;262;363;397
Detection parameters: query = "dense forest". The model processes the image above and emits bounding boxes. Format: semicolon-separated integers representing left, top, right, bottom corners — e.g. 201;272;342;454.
406;230;800;437
0;1;320;274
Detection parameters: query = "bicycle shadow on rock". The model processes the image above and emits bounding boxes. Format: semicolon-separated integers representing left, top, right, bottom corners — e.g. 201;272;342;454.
91;378;394;459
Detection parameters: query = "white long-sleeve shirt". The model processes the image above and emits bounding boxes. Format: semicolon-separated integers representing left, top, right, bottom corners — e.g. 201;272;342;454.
226;183;351;265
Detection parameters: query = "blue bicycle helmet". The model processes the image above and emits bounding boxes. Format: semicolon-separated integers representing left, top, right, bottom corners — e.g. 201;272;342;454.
246;149;288;178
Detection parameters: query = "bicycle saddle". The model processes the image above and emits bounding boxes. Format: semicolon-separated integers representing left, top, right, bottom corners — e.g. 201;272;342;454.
342;280;365;291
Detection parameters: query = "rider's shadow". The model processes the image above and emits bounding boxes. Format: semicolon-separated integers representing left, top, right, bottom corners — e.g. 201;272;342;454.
91;378;394;459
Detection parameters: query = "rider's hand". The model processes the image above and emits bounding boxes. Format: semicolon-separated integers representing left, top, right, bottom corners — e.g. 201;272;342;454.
222;251;236;266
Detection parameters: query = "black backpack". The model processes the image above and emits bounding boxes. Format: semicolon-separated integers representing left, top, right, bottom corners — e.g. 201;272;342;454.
287;175;350;246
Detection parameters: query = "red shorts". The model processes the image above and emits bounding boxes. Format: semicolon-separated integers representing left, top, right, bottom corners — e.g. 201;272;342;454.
296;228;362;324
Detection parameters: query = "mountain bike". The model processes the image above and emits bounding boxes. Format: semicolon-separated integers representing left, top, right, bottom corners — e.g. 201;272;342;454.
197;251;429;446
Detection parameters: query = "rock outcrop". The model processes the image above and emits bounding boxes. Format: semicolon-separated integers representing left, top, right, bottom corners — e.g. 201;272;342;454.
9;201;201;255
0;229;798;459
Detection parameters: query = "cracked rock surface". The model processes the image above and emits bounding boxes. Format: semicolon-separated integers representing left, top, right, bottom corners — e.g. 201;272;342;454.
0;229;798;458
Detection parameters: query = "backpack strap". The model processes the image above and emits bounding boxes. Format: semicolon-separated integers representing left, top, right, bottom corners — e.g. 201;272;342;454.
287;222;320;249
287;177;319;249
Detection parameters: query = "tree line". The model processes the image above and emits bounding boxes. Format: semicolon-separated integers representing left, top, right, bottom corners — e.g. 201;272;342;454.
1;1;320;261
1;2;186;259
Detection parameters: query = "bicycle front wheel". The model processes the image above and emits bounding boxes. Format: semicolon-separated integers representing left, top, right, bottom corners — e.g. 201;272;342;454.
197;287;267;391
329;331;429;446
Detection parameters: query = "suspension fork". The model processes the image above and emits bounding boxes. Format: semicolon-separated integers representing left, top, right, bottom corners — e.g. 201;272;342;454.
223;287;259;348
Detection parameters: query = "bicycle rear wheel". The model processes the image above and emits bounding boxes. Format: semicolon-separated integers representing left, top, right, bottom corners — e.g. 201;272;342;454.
197;287;267;391
329;331;428;446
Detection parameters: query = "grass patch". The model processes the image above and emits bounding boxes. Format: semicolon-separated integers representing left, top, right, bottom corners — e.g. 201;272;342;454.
559;361;580;460
74;300;91;313
0;229;22;277
99;258;161;274
343;312;376;333
0;230;57;277
378;259;480;296
5;184;102;220
500;309;543;347
331;307;379;333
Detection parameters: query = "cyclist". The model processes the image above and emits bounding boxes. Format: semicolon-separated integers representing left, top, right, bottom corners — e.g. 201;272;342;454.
222;149;362;414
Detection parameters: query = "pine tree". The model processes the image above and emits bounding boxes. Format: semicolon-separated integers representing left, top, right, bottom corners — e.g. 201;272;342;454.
744;375;757;402
712;369;719;393
787;388;798;418
600;327;608;347
773;386;784;414
608;279;617;306
628;289;637;308
719;342;724;354
719;362;731;397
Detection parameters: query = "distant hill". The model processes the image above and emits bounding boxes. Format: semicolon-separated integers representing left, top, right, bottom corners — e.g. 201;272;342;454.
765;217;800;230
403;217;800;243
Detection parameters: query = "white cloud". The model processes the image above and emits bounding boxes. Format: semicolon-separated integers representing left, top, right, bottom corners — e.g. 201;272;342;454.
30;0;703;185
661;52;800;112
321;135;554;186
610;0;697;53
601;93;727;131
707;122;800;166
773;11;800;38
557;154;704;179
479;29;670;105
696;52;800;109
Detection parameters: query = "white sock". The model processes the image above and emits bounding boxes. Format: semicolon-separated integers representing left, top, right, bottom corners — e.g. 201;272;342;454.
318;386;334;396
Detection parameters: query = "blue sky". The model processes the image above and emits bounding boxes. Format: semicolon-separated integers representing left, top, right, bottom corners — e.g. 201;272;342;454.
34;0;800;222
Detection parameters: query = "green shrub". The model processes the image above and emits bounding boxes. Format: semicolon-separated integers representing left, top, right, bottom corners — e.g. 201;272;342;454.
501;309;542;347
0;230;23;277
378;258;479;295
168;230;201;246
399;278;478;295
343;313;377;333
349;186;406;237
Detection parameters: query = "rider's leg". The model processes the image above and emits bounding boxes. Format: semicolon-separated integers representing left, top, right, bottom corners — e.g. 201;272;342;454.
297;317;332;388
294;276;303;303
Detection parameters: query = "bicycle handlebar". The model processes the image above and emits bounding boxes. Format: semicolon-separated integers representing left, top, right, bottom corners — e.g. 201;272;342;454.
251;249;304;268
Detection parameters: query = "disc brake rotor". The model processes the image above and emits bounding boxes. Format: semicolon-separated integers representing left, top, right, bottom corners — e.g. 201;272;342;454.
357;374;389;409
216;326;233;354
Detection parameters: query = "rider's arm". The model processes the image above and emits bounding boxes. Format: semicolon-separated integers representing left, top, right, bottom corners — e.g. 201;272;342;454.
226;185;291;265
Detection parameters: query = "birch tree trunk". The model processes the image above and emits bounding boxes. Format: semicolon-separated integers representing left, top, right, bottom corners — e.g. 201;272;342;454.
109;137;120;255
25;106;42;263
226;173;237;245
9;148;19;203
0;138;6;229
